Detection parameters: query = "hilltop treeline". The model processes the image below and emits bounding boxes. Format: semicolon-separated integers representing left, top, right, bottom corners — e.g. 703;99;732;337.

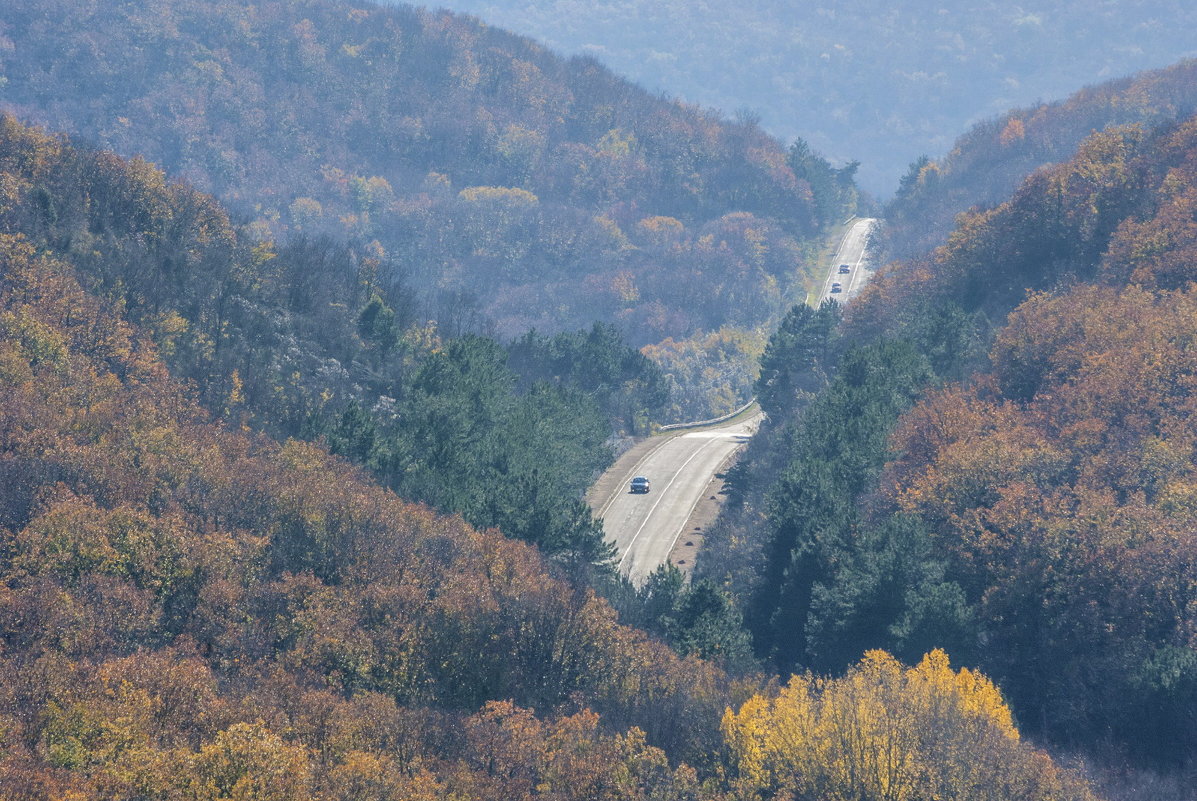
421;0;1197;195
0;115;1094;800
0;0;852;358
704;105;1197;770
885;58;1197;260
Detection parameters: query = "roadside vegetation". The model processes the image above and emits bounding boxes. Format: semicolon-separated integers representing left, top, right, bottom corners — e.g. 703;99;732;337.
701;101;1197;783
0;111;1094;801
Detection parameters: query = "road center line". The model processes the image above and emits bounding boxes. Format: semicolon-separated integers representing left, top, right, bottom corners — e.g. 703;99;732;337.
597;434;677;521
615;435;726;572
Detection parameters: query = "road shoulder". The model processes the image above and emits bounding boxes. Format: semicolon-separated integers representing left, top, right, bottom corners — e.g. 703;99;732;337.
667;446;741;576
585;430;681;515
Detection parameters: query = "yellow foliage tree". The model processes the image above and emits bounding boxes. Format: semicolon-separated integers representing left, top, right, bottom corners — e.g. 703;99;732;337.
1000;117;1026;146
183;722;312;801
722;650;1091;801
635;215;685;248
457;185;539;207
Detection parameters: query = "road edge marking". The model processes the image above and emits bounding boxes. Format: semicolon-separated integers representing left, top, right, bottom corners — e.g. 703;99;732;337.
616;434;727;574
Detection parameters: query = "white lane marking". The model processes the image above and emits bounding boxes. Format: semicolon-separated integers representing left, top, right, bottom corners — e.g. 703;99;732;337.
845;219;875;297
818;218;874;305
597;435;675;521
597;416;759;521
818;223;857;303
820;223;860;303
616;435;725;572
657;442;746;580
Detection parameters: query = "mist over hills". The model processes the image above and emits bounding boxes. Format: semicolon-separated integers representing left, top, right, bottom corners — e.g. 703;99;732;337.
0;0;846;347
418;0;1197;195
1;0;1195;796
0;0;865;419
885;58;1197;260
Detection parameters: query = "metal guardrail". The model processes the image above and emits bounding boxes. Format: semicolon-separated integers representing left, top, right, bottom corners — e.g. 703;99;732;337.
657;398;758;432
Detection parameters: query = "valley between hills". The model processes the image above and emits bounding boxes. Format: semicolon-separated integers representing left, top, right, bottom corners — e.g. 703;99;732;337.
0;2;1195;799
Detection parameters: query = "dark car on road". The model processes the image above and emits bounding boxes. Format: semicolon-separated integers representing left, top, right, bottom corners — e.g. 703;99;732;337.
831;282;842;293
630;476;651;493
838;263;851;274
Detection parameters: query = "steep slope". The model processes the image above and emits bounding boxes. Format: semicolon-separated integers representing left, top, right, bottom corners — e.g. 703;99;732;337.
0;230;735;795
704;111;1197;768
885;58;1197;260
414;0;1197;194
0;117;1096;801
0;112;672;578
0;0;849;350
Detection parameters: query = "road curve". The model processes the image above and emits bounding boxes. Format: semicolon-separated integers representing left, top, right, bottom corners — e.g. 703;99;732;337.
816;217;877;305
594;412;761;585
593;220;874;583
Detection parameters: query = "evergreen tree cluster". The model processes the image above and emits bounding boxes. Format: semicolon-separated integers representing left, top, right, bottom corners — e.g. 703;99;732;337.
704;106;1197;769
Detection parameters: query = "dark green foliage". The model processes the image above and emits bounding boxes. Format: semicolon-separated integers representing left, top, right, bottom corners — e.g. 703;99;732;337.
895;156;932;201
670;581;755;667
626;564;756;673
1128;646;1197;760
357;293;399;353
787;139;858;230
508;322;669;434
635;566;688;633
805;514;975;672
900;299;989;381
748;341;933;673
322;335;617;571
324;400;380;465
754;300;840;420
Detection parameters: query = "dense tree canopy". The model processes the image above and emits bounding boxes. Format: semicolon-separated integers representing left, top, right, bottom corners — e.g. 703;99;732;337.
884;59;1197;261
0;217;734;797
0;113;1093;801
703;107;1197;769
416;0;1197;195
0;0;850;372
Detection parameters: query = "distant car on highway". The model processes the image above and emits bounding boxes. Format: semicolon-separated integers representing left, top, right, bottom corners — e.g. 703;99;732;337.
838;264;851;274
831;282;842;293
630;476;651;493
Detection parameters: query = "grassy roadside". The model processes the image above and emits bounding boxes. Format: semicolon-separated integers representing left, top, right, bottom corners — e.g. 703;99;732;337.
804;216;858;306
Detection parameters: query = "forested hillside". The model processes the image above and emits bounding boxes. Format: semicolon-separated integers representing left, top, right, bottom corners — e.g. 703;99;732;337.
416;0;1197;195
0;0;857;421
702;107;1197;778
0;114;1097;800
0;112;674;582
885;58;1197;260
0;0;1189;794
0;225;732;796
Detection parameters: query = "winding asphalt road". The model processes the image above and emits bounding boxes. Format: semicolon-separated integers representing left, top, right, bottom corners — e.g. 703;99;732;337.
593;218;878;583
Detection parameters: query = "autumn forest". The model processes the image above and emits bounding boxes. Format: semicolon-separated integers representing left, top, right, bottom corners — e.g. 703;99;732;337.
0;0;1195;799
